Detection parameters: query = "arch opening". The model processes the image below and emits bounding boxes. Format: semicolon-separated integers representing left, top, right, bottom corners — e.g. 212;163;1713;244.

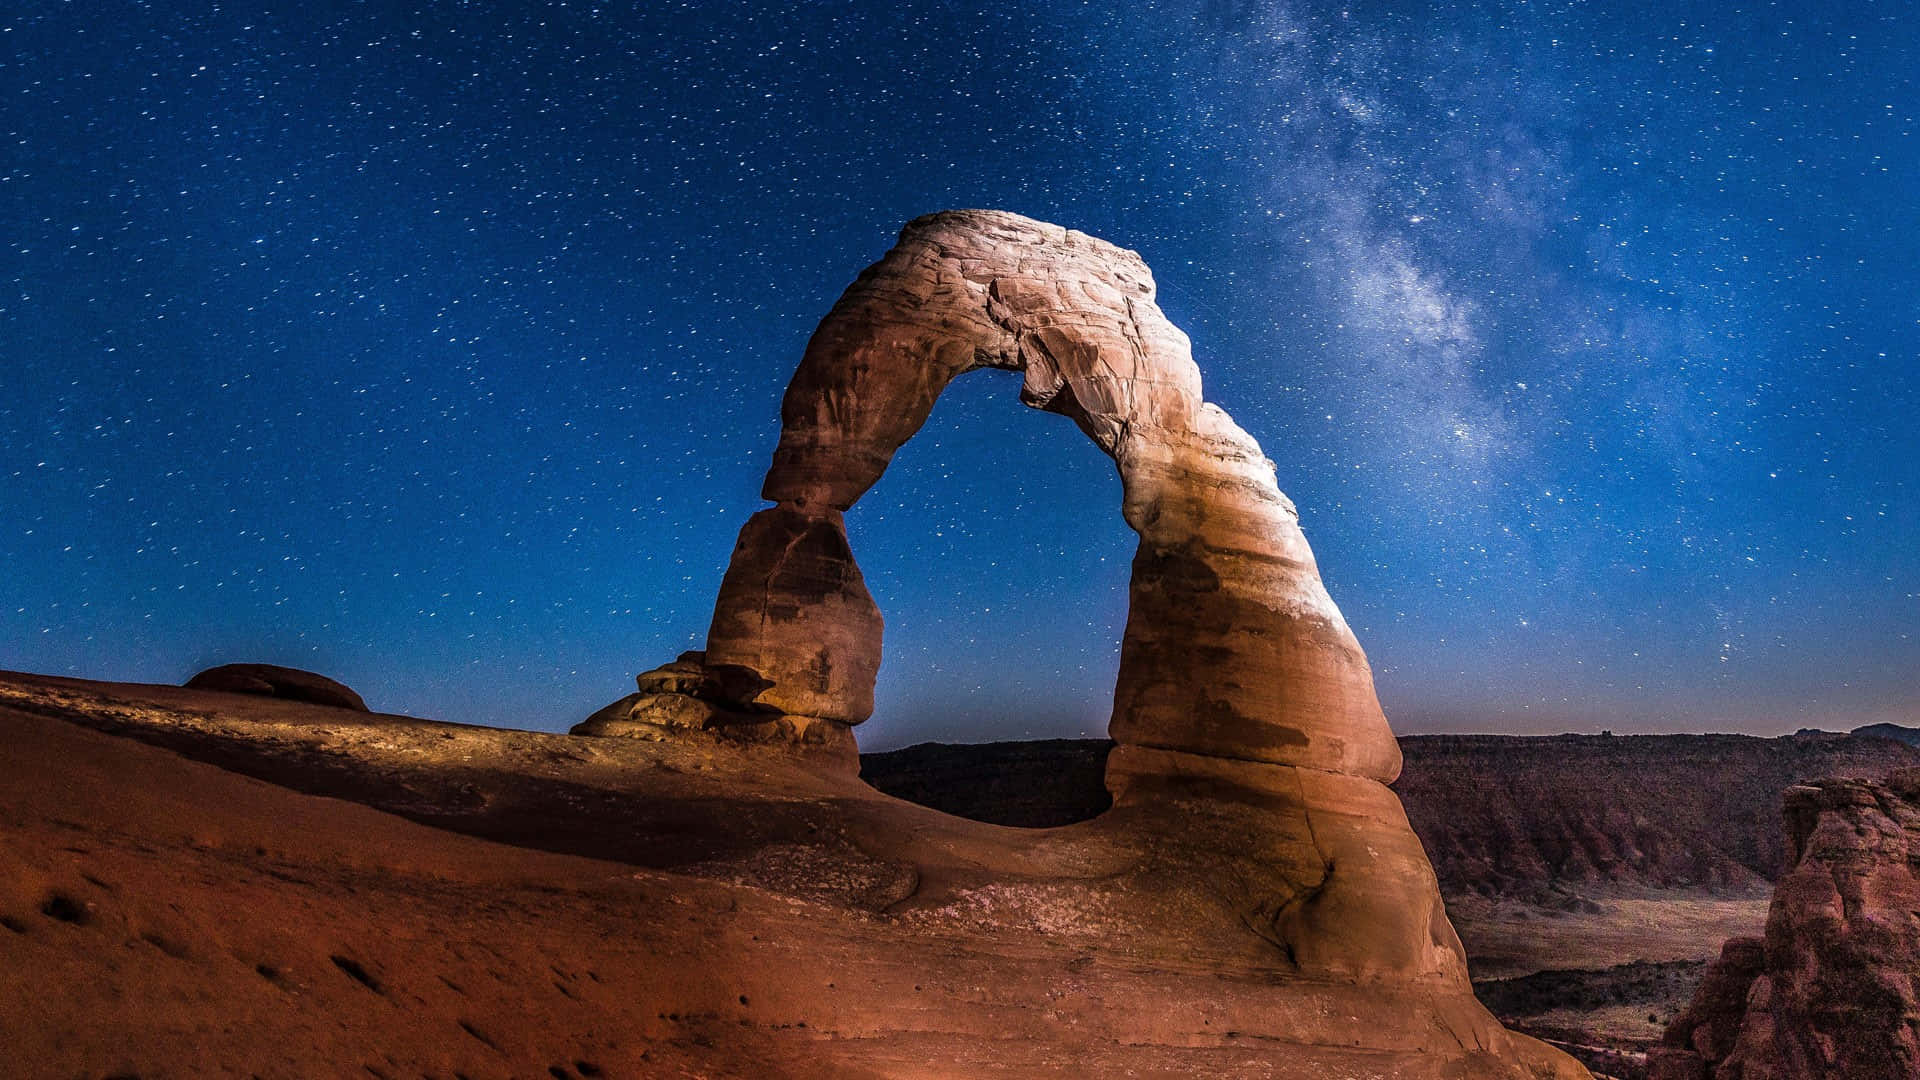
845;367;1133;753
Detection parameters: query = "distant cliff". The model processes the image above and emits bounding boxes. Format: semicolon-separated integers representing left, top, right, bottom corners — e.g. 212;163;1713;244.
862;731;1920;900
1395;732;1920;899
860;739;1113;828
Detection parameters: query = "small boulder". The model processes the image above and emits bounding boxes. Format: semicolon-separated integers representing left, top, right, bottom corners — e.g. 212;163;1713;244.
185;664;369;712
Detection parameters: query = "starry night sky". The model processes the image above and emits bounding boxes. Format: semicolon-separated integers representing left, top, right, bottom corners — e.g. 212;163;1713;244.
4;1;1915;747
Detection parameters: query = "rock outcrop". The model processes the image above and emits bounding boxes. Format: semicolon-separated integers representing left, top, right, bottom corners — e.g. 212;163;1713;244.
1649;770;1920;1080
573;649;857;761
184;663;368;712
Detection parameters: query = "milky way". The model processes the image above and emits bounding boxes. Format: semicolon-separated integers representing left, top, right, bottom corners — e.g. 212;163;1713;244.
3;1;1913;744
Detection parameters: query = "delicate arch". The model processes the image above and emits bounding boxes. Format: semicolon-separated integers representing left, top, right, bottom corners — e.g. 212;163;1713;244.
593;210;1400;787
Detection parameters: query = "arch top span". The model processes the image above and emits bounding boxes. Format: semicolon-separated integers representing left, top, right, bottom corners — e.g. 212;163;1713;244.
762;210;1204;513
583;210;1402;787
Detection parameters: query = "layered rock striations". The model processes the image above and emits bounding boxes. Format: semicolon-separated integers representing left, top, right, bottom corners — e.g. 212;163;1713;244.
0;213;1588;1077
1395;732;1920;902
582;211;1441;973
1650;770;1920;1080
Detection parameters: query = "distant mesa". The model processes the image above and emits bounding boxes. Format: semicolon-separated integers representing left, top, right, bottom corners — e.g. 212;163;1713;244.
1851;721;1920;747
184;663;368;712
1650;768;1920;1080
859;738;1114;828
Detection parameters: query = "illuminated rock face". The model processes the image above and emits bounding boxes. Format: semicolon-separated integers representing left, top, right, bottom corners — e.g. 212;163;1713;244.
591;209;1400;787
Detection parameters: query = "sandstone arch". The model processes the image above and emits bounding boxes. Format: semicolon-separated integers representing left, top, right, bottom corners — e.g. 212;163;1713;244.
585;209;1401;794
536;212;1583;1074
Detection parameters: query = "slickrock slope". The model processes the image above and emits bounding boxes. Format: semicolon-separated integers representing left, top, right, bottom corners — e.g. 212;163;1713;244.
0;671;1582;1079
862;732;1920;1073
1649;770;1920;1080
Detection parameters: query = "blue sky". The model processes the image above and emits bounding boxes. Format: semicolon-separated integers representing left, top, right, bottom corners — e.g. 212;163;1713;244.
3;0;1914;745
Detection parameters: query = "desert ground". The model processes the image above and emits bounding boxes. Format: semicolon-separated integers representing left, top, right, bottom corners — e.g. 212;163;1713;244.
13;669;1906;1077
2;670;1588;1079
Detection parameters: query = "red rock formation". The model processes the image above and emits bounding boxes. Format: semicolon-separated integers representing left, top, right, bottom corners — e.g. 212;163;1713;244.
1649;769;1920;1080
582;210;1464;980
860;732;1920;900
